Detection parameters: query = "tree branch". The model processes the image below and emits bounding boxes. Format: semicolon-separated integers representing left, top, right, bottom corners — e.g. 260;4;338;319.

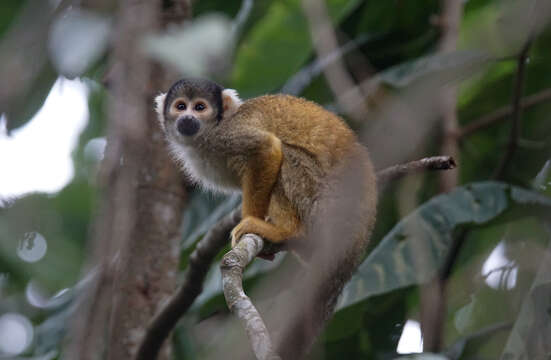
459;88;551;139
376;156;457;185
221;234;282;360
493;41;532;180
135;207;241;360
436;0;463;193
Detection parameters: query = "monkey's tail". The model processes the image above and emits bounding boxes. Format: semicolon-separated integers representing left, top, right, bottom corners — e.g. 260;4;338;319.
274;145;377;359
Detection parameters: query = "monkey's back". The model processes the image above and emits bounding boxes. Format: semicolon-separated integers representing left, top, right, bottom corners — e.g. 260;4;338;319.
237;95;357;172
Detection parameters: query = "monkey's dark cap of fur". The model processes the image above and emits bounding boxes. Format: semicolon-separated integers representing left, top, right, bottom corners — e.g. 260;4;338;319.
165;78;224;121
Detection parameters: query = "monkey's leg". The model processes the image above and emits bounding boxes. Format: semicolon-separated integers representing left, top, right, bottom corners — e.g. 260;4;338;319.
231;133;287;247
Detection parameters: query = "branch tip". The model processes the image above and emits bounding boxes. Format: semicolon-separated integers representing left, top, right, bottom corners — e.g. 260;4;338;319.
376;155;458;185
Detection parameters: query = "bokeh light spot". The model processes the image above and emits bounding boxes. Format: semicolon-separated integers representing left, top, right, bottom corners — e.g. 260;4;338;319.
0;313;34;356
17;232;47;263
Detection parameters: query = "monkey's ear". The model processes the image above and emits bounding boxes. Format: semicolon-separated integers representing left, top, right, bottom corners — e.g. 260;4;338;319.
221;88;242;119
154;92;167;129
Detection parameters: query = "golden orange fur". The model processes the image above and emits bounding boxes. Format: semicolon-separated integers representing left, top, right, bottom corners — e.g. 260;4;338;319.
157;81;376;257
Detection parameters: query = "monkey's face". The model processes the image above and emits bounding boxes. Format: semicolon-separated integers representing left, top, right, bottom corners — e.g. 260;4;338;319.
166;95;217;137
159;79;224;143
155;78;243;145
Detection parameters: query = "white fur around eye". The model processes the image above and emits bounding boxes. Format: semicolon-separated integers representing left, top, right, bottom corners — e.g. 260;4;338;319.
154;92;167;130
221;88;243;119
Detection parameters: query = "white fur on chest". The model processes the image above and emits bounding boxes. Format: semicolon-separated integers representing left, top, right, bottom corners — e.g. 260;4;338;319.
169;143;241;193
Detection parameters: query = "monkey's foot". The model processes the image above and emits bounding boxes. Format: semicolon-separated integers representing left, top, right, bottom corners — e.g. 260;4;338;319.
231;216;287;248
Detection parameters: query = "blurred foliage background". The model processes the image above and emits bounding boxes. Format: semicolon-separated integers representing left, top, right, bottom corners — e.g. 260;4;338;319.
0;0;550;359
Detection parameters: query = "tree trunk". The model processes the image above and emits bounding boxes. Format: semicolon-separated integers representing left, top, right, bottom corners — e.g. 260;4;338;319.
106;1;191;359
65;1;191;359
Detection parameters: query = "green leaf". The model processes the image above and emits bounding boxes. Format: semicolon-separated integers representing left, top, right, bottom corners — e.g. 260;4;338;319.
532;160;551;196
438;216;547;359
33;301;73;356
181;193;241;250
458;0;550;58
0;0;24;37
193;0;243;18
457;59;516;110
454;295;478;335
230;0;363;97
5;66;57;133
501;229;551;360
338;182;551;310
394;354;449;360
3;351;58;360
444;321;512;360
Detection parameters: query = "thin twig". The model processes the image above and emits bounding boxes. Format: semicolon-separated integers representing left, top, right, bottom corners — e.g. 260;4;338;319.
459;88;551;138
493;41;532;180
221;234;281;360
376;156;457;185
231;0;253;39
480;264;517;280
301;0;368;123
135;207;241;360
281;34;371;96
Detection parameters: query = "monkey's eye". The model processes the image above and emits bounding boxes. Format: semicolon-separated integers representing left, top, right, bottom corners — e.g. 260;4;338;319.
176;102;186;111
194;102;206;112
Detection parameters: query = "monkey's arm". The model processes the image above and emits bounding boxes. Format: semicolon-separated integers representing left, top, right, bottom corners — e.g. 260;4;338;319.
230;132;288;247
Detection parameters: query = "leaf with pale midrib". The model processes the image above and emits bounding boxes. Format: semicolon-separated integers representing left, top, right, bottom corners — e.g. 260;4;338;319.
338;182;551;310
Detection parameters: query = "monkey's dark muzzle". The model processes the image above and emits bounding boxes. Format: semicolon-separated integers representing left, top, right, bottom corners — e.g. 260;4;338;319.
176;116;200;136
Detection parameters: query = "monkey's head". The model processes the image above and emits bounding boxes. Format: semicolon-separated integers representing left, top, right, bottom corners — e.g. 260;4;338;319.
155;78;242;143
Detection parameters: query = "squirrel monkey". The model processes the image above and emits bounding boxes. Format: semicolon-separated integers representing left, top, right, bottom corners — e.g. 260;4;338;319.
155;78;377;357
155;78;376;258
155;78;377;257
